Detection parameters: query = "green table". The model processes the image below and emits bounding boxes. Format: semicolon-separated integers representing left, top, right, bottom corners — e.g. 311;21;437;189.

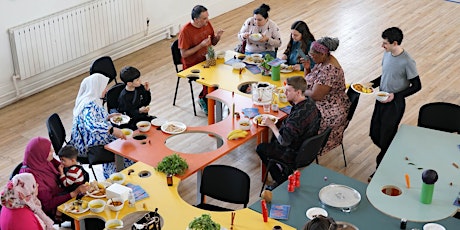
250;164;459;229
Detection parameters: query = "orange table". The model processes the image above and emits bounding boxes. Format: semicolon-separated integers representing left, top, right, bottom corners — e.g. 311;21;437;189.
177;50;302;124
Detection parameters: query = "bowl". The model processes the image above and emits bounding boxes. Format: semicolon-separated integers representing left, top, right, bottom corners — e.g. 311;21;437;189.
120;128;133;138
107;197;125;212
216;51;225;59
109;172;126;185
423;223;445;230
238;118;251;131
136;121;151;132
249;33;263;41
232;62;246;70
105;219;123;229
88;199;106;213
376;91;389;102
250;53;263;62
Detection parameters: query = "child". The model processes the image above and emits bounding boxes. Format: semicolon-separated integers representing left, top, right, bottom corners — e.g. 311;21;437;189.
58;145;89;192
117;66;155;129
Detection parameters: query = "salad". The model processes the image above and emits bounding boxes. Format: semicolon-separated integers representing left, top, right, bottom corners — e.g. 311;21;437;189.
188;214;220;230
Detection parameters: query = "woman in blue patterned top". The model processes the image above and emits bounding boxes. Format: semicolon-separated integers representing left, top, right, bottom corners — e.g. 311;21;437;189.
281;21;316;71
69;73;133;178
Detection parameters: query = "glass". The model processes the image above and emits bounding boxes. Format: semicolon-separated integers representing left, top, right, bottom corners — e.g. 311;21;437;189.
263;103;270;113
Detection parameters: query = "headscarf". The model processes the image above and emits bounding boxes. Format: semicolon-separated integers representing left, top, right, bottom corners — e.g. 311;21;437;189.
311;41;329;54
1;173;55;230
20;137;60;196
73;73;109;116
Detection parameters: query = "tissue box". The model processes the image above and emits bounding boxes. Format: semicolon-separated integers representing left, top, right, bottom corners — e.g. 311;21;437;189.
106;183;132;202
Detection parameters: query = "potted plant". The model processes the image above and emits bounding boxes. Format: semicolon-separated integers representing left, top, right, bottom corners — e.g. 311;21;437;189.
206;46;216;66
155;153;188;186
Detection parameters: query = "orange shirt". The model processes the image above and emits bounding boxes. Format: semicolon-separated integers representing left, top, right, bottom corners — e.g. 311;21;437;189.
178;21;215;69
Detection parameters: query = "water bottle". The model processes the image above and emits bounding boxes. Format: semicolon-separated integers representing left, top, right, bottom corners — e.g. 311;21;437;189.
128;191;135;207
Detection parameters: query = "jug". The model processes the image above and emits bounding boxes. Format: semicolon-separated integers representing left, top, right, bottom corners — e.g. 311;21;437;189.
252;82;275;105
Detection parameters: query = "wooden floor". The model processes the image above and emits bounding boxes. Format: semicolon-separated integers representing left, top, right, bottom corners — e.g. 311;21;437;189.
1;0;460;212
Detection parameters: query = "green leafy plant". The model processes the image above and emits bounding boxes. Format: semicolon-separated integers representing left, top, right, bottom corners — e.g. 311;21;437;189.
260;53;274;71
155;153;188;175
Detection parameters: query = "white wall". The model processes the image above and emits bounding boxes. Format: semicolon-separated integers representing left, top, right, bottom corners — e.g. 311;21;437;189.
0;0;252;108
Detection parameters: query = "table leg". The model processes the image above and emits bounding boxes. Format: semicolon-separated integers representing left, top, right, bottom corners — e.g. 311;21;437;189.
115;155;124;172
196;169;203;204
207;86;216;125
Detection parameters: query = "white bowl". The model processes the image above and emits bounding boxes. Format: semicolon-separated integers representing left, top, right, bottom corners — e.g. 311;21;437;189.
136;121;151;132
238;118;251;131
232;62;246;70
109;172;126;185
120;128;133;138
249;33;263;41
88;199;106;213
423;223;445;230
216;51;225;59
250;53;263;62
105;219;123;229
376;91;389;102
107;197;125;212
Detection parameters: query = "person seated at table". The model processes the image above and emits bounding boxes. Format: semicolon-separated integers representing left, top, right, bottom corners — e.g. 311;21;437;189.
69;73;132;179
303;215;337;230
281;20;316;71
237;3;282;58
301;37;351;154
178;5;224;115
1;173;55;230
256;76;321;187
58;145;89;193
19;137;90;223
116;66;155;130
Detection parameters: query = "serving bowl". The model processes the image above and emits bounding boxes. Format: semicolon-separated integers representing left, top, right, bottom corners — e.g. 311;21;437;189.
107;197;125;212
136;121;151;132
109;172;126;185
88;199;106;213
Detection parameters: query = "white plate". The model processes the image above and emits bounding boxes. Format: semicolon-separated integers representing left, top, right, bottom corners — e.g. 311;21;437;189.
249;33;262;41
253;114;278;126
350;83;374;95
280;64;294;73
86;190;106;198
161;121;187;134
110;114;130;125
151;118;167;127
306;207;328;220
243;56;264;65
423;223;446;230
232;62;246;70
67;200;90;214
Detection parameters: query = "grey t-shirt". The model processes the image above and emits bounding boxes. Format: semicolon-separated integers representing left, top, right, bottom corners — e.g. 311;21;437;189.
380;50;418;93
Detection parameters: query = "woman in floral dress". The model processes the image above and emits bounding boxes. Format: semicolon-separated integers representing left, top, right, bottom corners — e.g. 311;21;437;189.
302;37;351;154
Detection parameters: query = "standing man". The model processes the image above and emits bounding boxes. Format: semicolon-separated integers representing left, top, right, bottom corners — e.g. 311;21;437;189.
369;27;421;179
178;5;224;115
256;76;321;188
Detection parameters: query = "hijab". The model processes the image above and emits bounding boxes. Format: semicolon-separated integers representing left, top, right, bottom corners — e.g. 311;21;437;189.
73;73;109;117
1;173;55;230
20;137;60;196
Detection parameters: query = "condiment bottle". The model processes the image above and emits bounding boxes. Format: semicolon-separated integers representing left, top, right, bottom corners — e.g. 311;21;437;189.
128;190;135;207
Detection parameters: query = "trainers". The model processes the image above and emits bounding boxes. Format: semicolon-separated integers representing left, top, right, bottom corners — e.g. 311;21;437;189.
198;98;208;115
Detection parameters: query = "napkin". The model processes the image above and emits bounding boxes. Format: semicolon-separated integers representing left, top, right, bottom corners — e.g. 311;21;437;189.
125;183;149;201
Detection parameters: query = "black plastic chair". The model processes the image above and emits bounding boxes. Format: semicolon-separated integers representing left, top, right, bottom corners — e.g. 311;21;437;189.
9;162;23;180
90;56;118;84
417;102;460;133
261;127;332;194
195;165;250;211
338;88;361;167
105;83;125;113
171;40;198;116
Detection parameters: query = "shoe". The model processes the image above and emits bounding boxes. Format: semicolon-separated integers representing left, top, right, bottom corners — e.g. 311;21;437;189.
265;182;279;191
198;98;208;115
368;171;375;183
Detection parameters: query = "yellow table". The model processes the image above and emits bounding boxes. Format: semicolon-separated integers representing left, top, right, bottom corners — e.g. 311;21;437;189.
177;50;303;124
58;162;295;230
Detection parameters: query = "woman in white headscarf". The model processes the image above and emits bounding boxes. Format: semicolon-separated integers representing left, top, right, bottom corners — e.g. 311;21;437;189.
0;173;55;230
69;73;132;178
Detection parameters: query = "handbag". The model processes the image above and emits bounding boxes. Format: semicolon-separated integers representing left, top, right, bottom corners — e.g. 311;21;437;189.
234;39;246;54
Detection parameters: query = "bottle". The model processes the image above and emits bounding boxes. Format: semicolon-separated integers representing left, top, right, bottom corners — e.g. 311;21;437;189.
128;190;135;208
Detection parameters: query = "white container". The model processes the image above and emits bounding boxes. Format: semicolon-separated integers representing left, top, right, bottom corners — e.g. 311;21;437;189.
105;219;123;229
88;199;106;213
106;183;132;202
238;117;251;131
252;82;275;105
121;128;133;138
107;197;125;212
136;121;151;132
109;172;126;185
376;91;390;102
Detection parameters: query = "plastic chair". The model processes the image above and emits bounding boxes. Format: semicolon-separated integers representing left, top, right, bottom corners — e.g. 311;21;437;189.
9;162;23;180
417;102;460;133
90;56;118;84
338;88;361;167
195;165;250;211
171;40;198;116
105;83;125;113
260;127;332;194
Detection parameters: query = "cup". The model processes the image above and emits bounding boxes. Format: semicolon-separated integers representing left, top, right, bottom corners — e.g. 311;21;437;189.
263;103;271;113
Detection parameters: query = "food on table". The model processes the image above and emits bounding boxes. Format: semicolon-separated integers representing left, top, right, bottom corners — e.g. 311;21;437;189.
87;181;106;196
110;200;123;206
65;200;88;213
280;64;293;71
188;214;220;230
254;115;277;125
227;129;249;140
245;56;264;63
113;116;123;123
164;123;185;133
352;83;373;94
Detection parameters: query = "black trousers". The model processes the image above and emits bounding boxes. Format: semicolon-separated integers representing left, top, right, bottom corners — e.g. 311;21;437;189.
256;140;296;184
370;97;405;167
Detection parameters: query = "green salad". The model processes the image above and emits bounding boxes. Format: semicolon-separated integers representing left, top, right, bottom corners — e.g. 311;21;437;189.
188;214;220;230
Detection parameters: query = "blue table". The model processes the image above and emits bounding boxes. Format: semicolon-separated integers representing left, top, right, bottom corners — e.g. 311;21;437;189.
250;164;459;229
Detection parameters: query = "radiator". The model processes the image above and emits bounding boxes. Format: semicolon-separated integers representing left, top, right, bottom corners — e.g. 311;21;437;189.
8;0;145;80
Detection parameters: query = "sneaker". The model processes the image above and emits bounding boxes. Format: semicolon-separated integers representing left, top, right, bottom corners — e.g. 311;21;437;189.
368;171;375;183
198;98;208;115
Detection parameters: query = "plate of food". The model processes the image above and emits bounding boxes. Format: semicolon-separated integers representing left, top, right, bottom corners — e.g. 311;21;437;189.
161;121;187;134
86;181;107;198
110;114;130;125
249;33;263;42
351;83;374;94
65;200;89;214
280;64;294;73
253;114;278;126
243;55;264;65
151;117;167;127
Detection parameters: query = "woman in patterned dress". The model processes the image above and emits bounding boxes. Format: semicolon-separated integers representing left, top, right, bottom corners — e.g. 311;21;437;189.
69;73;133;178
302;37;351;154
